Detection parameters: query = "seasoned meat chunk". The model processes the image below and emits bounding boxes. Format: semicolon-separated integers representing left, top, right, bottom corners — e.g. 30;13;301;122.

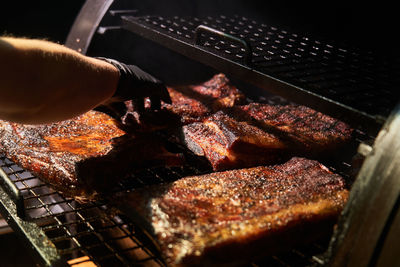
0;110;183;201
182;103;353;170
117;157;349;266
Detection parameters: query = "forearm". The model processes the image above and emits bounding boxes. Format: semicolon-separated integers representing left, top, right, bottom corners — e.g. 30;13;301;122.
0;37;119;124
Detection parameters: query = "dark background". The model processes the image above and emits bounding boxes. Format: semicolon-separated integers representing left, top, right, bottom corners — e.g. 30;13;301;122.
1;0;398;53
1;0;397;94
0;0;398;91
0;1;85;43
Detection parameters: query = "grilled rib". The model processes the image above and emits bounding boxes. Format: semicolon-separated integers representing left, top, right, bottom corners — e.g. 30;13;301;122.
117;157;349;266
182;103;353;170
0;110;183;201
164;73;246;124
236;103;352;152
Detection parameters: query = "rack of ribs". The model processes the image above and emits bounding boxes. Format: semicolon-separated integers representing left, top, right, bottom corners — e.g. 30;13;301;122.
115;157;349;266
182;103;353;170
0;110;183;201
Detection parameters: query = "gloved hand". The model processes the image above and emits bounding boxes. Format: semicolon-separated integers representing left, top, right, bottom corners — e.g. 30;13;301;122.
95;57;171;113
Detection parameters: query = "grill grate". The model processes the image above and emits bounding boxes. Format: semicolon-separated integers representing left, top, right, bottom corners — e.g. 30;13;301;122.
0;152;335;266
0;87;376;267
0;154;164;267
0;152;346;266
0;94;372;266
121;14;399;134
0;130;369;267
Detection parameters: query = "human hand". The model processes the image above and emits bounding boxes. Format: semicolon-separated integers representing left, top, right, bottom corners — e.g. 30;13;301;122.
96;57;171;111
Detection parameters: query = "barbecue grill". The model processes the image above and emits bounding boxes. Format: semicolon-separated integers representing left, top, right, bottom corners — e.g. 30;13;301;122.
1;0;399;266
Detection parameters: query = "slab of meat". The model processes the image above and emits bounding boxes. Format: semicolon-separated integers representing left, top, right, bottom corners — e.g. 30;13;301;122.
236;103;352;152
163;73;246;124
116;157;349;266
0;111;183;201
182;103;353;170
115;73;246;131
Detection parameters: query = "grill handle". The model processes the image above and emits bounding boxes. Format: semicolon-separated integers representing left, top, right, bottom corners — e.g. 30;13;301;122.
0;168;25;219
194;25;253;66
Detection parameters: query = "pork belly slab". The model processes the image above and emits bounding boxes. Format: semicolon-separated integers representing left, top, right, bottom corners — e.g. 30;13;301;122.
182;103;353;170
0;111;183;201
116;157;349;266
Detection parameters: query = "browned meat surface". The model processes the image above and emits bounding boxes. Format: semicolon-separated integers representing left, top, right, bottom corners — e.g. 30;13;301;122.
115;74;245;131
117;157;349;266
236;103;353;151
0;110;183;201
164;73;246;124
183;103;353;170
182;111;285;171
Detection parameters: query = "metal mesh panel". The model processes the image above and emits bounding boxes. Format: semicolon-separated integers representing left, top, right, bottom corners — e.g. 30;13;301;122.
135;15;397;114
0;154;163;266
121;14;399;132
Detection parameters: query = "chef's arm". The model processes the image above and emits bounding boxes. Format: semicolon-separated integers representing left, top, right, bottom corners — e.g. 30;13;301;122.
0;36;170;125
0;37;119;124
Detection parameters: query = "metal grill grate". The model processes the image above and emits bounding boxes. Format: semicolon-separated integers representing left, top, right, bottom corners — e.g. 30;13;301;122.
0;93;372;266
121;14;399;134
0;130;369;267
0;152;336;267
0;154;164;267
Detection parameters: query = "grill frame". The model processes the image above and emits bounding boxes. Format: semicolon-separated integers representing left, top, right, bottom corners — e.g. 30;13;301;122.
1;0;399;266
327;103;400;266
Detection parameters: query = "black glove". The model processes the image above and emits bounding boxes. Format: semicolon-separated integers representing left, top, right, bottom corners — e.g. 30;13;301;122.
96;57;171;111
